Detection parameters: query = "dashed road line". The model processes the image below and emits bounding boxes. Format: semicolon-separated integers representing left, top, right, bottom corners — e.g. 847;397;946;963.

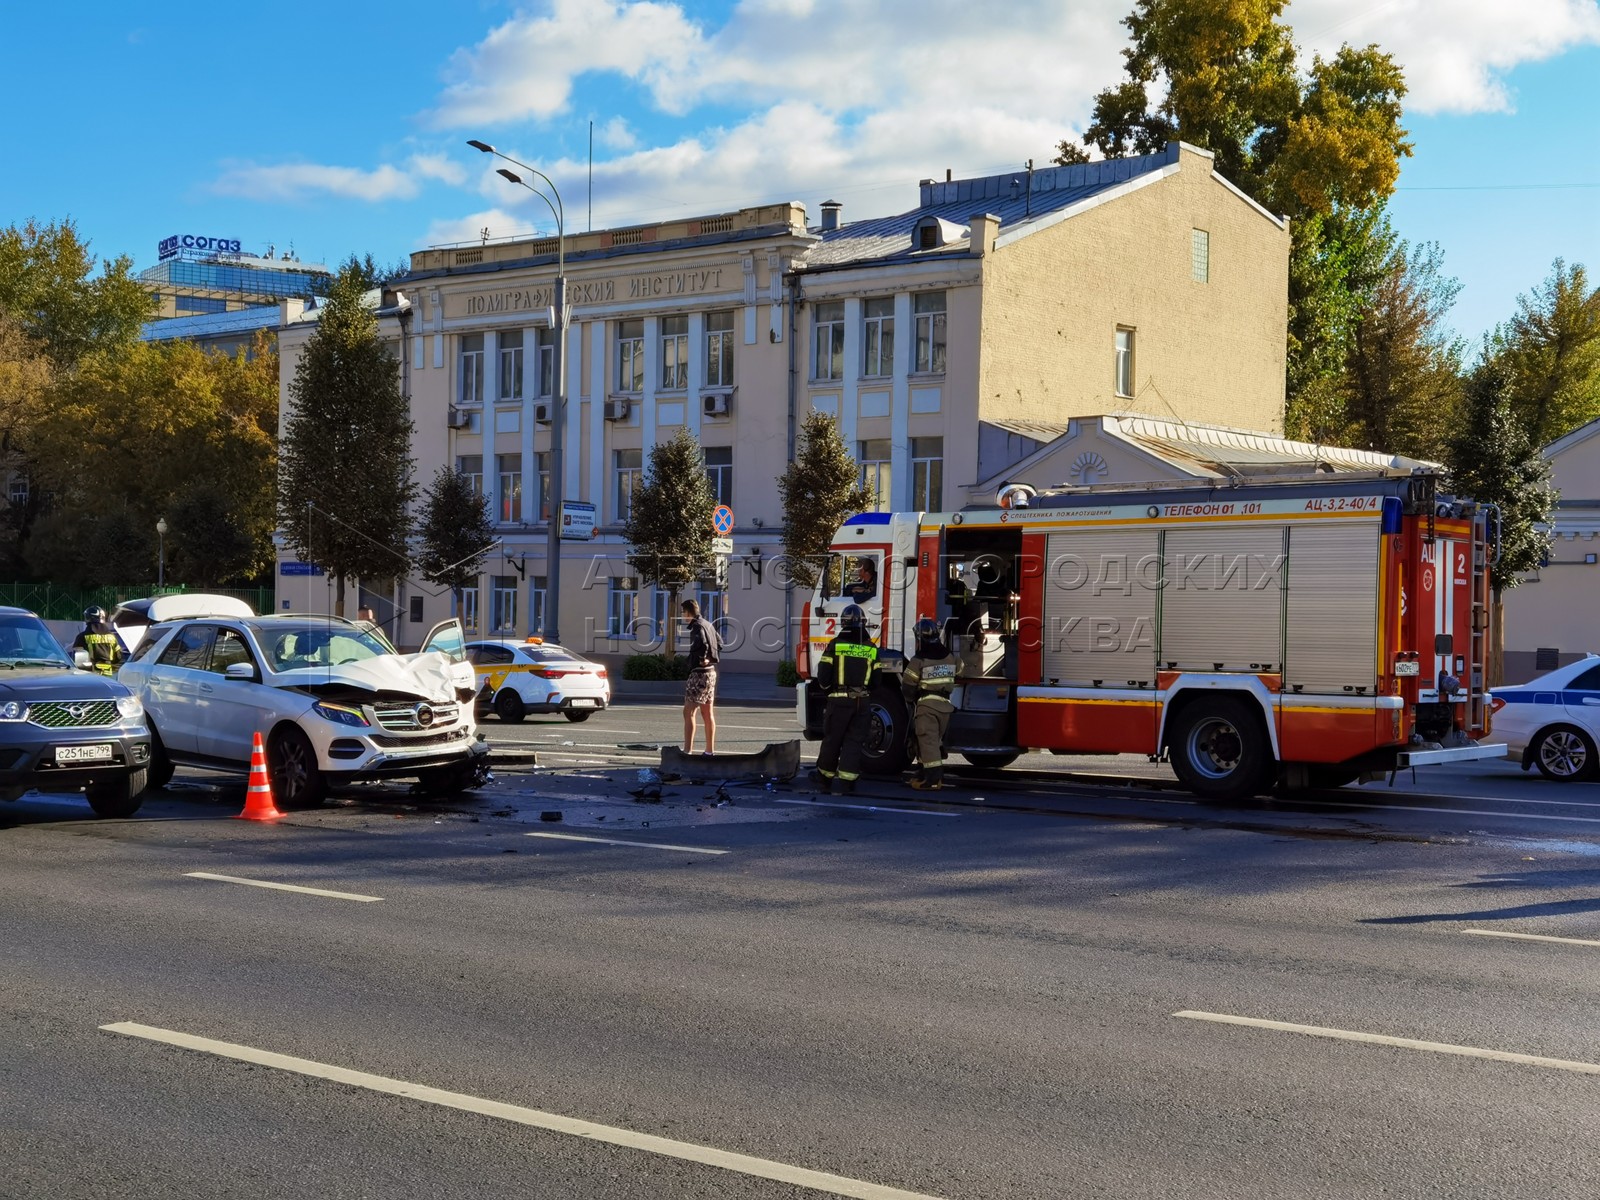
1174;1010;1600;1075
100;1022;945;1200
183;872;382;902
771;798;961;817
526;831;729;855
1462;928;1600;948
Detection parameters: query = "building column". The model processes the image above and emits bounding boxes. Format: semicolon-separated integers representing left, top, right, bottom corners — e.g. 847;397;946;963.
891;293;912;510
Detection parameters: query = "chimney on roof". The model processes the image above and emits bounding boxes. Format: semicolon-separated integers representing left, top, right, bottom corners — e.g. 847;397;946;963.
819;200;842;232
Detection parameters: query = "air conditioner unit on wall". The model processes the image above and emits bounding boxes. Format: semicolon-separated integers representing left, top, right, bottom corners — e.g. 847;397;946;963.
533;402;552;424
446;406;470;428
603;397;632;421
702;391;732;417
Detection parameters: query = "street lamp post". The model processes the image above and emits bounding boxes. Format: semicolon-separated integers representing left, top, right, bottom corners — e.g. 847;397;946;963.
156;517;168;588
468;140;566;644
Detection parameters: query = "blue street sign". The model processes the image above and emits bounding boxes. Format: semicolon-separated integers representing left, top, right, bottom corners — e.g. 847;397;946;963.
712;504;735;535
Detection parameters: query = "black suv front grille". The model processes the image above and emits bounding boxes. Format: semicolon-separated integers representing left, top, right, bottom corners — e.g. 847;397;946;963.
29;700;121;728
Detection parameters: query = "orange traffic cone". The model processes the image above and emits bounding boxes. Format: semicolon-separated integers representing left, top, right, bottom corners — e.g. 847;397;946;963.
236;732;284;821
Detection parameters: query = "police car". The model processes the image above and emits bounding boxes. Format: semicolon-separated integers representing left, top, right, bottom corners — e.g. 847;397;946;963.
466;638;610;723
1489;654;1600;781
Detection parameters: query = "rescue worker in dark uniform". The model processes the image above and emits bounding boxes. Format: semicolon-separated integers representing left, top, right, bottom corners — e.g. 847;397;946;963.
902;617;957;789
71;606;125;677
811;604;879;795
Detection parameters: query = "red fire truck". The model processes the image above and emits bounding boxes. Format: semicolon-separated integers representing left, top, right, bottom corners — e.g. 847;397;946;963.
796;471;1505;799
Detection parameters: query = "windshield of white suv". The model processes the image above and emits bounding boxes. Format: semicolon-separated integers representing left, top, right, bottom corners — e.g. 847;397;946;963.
0;614;73;668
258;622;392;672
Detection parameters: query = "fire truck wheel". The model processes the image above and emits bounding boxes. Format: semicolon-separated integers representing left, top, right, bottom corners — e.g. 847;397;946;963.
861;687;909;774
960;750;1020;771
1531;725;1598;782
1169;697;1273;800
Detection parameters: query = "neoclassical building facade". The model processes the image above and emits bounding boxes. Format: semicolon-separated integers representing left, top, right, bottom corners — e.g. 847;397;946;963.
275;142;1291;667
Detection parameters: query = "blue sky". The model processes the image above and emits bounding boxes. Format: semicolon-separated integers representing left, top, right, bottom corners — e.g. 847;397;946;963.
6;0;1597;349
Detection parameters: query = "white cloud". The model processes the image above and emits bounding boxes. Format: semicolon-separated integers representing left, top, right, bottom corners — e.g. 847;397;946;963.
211;162;421;203
420;208;543;248
1287;0;1600;114
596;116;638;151
408;153;468;185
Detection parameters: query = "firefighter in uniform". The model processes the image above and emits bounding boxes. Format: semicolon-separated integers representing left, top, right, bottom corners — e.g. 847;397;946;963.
811;604;879;795
71;606;125;676
902;617;956;789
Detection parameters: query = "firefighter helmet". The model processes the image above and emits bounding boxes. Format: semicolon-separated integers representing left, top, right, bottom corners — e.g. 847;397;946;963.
840;604;867;635
84;606;106;625
914;617;941;642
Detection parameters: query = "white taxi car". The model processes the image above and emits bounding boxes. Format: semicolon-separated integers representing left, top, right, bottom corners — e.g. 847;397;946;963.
467;638;610;723
1489;654;1600;781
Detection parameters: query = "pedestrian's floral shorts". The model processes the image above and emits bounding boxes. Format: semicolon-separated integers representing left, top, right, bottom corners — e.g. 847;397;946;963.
685;667;717;706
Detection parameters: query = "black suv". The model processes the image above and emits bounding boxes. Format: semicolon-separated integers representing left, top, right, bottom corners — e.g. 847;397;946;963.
0;607;152;818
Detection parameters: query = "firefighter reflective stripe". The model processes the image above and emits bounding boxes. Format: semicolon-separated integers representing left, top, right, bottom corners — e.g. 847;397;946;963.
82;632;121;674
821;640;877;694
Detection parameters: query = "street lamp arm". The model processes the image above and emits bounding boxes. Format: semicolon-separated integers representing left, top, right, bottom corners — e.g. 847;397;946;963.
470;141;564;235
497;171;562;243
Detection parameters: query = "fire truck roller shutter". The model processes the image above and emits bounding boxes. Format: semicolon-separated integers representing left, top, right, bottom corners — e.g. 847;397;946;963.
1283;521;1380;695
1159;525;1287;672
1040;529;1161;685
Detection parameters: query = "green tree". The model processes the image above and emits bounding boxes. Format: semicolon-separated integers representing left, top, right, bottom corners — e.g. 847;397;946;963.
1488;259;1600;447
1061;0;1412;427
1446;358;1556;685
0;219;154;369
621;428;717;653
313;252;412;295
416;467;495;614
278;268;417;614
1334;238;1465;458
0;315;52;577
778;411;874;593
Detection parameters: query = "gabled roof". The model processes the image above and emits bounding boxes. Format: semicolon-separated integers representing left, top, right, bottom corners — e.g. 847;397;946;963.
1543;414;1600;459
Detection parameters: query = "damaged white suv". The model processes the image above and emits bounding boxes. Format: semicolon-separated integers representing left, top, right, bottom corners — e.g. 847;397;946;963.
118;615;487;808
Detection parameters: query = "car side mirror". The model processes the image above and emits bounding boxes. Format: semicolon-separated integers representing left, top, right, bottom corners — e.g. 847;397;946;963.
72;649;91;668
224;662;258;681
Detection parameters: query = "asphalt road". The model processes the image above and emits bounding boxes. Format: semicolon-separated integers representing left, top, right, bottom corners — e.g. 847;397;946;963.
3;701;1598;1199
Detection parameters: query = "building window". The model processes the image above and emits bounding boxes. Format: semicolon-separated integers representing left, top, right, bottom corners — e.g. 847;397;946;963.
608;576;639;638
858;438;891;511
175;295;228;315
535;451;551;521
913;292;946;374
455;587;480;634
498;330;524;401
614;448;642;523
8;474;28;507
1115;327;1135;398
813;301;845;381
616;319;644;393
491;576;519;632
706;310;735;386
456;455;484;497
697;585;727;629
534;327;556;397
704;446;733;507
497;453;522;522
459;333;484;405
1191;228;1210;283
660;315;688;391
911;436;943;512
529;576;546;635
862;297;894;378
409;595;425;624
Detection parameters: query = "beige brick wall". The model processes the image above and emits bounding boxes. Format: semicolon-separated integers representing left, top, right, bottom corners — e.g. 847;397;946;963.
975;146;1289;434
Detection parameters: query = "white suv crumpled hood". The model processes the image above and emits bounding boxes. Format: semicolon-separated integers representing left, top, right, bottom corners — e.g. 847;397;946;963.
278;651;463;701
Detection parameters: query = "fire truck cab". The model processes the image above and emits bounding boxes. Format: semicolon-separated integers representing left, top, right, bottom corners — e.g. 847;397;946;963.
796;471;1505;799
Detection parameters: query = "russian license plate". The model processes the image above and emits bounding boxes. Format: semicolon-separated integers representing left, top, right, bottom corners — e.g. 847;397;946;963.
57;743;113;764
570;698;595;707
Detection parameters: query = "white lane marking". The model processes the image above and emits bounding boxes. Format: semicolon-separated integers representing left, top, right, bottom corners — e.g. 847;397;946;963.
1463;928;1600;948
770;798;960;818
1289;798;1600;826
1174;1010;1600;1075
526;831;728;855
100;1022;945;1200
184;872;382;903
1309;790;1600;813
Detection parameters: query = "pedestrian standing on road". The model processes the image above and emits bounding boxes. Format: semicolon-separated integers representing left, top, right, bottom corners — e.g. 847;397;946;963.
681;599;721;755
811;603;880;795
71;606;126;677
903;617;956;789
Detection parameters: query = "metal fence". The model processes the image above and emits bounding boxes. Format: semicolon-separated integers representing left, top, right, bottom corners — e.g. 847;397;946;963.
0;584;273;622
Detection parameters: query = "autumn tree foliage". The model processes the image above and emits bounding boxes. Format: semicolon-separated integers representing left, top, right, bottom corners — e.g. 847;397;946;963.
779;411;874;593
621;427;718;649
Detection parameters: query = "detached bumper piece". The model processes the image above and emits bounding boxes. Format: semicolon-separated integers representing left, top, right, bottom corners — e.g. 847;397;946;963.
1394;742;1507;768
659;740;800;783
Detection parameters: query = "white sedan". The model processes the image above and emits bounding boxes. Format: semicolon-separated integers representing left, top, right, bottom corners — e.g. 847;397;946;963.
1489;654;1600;781
467;638;610;723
